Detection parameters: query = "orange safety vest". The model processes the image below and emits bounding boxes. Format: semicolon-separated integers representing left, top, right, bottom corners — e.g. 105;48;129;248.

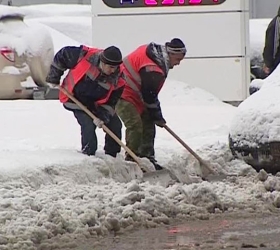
59;45;124;114
120;45;165;114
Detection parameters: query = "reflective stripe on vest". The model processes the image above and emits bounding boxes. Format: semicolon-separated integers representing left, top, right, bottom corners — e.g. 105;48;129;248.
100;104;115;116
123;57;158;109
63;64;100;93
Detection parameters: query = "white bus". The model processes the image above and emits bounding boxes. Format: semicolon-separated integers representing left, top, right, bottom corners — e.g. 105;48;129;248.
91;0;250;102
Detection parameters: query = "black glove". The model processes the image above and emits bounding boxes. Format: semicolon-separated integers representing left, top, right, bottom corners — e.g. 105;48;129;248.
45;65;64;84
148;107;163;120
154;118;166;128
147;108;166;127
96;106;110;124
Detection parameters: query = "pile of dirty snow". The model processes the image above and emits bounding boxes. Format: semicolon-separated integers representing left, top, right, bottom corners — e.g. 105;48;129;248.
1;146;280;250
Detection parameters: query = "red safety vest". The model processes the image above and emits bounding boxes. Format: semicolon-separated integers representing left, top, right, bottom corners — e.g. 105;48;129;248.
120;45;165;114
59;46;124;112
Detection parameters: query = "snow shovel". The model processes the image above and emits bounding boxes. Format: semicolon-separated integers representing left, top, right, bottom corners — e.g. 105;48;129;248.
59;86;176;185
163;125;233;182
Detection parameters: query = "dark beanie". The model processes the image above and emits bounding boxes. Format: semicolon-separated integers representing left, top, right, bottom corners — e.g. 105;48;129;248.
165;38;187;54
100;46;122;66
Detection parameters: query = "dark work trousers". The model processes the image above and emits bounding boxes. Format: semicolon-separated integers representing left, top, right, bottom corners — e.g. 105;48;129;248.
73;110;122;157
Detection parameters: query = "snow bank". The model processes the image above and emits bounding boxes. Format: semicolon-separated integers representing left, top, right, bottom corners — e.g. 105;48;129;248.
160;79;225;106
1;144;280;250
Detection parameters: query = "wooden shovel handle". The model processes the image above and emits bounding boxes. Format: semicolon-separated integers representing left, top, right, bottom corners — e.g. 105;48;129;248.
163;124;215;174
59;86;141;165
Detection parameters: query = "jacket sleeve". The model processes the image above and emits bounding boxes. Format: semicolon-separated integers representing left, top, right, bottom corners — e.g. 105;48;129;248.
46;45;84;84
97;85;124;124
263;19;277;69
139;67;165;121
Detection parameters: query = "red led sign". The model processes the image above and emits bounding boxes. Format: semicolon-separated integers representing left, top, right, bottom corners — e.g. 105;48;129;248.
103;0;226;8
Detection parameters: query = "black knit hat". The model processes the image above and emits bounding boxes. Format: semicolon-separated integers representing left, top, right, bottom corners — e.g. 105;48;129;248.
165;38;187;55
100;46;122;66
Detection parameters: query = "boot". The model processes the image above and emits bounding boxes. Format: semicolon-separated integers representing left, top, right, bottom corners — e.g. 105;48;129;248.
105;151;117;158
148;156;163;171
125;154;135;162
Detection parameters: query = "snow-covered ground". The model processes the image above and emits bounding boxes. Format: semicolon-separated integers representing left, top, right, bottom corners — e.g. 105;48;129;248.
1;4;280;250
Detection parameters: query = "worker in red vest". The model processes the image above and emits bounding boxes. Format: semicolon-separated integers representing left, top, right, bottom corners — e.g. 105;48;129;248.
46;45;124;157
116;38;186;170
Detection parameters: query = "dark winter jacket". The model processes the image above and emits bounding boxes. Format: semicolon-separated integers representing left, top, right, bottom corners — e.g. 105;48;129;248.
139;43;169;122
46;45;124;123
263;6;280;72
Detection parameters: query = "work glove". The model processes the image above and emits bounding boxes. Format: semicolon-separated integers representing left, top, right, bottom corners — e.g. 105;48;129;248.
154;119;166;128
96;107;111;124
93;118;104;128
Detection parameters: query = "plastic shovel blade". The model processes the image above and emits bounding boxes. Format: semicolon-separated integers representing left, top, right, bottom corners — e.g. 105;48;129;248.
142;169;179;187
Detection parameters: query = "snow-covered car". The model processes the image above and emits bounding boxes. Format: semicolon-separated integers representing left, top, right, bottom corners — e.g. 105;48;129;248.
229;64;280;174
0;6;54;99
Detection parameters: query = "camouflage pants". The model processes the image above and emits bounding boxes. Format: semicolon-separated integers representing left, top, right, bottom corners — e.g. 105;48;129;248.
116;99;155;158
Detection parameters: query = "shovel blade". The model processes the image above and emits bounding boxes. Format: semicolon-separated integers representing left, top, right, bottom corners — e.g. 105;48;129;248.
142;169;178;187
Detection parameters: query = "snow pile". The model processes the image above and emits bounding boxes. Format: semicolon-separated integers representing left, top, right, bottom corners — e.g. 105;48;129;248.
159;79;224;106
1;147;280;250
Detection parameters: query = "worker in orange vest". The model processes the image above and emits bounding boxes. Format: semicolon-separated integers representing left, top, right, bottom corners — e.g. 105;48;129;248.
46;45;124;157
116;38;186;170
